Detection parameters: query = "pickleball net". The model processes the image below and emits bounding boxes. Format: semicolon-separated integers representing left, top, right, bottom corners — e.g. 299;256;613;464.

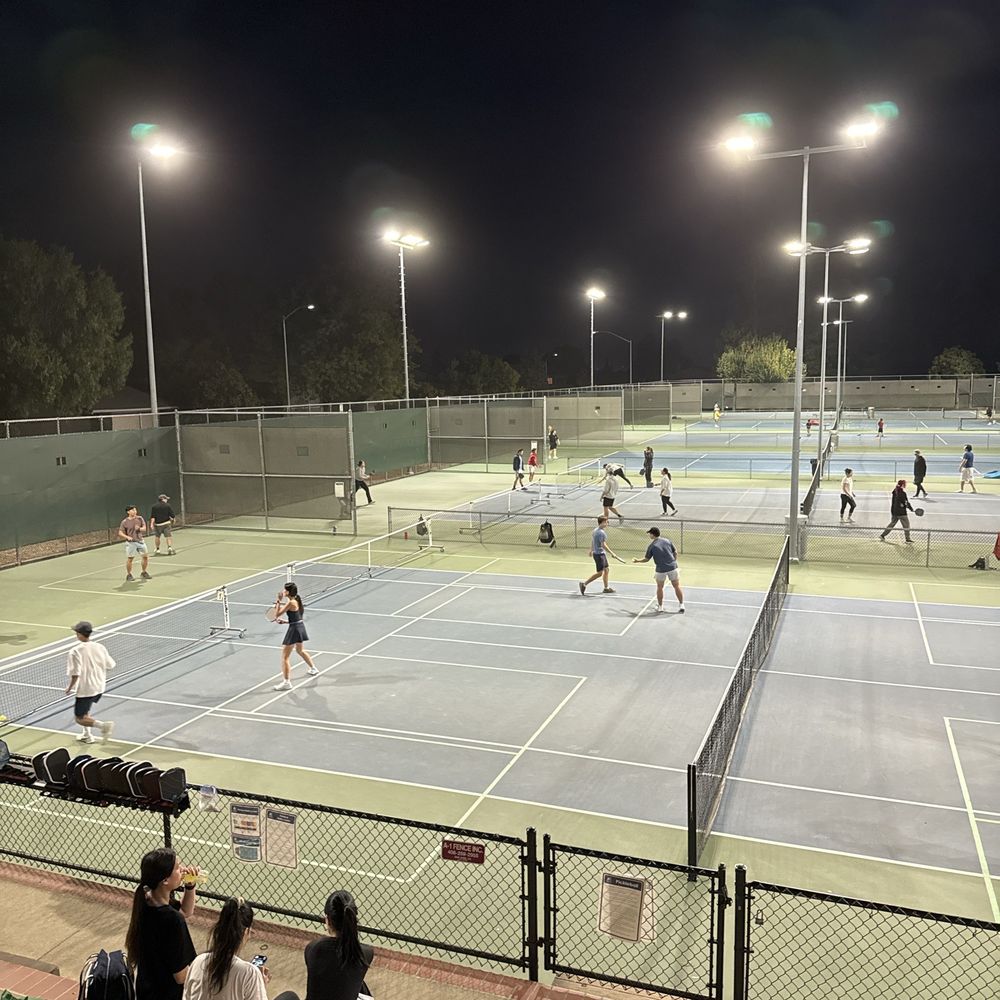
283;518;444;604
0;587;243;728
686;535;790;866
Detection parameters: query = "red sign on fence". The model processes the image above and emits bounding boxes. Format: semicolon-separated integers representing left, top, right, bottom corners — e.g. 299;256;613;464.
441;839;486;864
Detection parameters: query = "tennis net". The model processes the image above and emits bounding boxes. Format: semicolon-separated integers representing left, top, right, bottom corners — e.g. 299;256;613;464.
686;535;790;866
284;518;444;604
0;587;243;728
800;436;833;517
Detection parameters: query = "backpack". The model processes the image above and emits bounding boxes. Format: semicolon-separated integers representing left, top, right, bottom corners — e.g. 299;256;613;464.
79;949;135;1000
416;515;429;537
538;521;556;548
969;557;987;571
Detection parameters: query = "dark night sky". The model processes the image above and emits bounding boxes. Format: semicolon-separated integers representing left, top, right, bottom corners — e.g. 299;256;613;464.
2;0;998;387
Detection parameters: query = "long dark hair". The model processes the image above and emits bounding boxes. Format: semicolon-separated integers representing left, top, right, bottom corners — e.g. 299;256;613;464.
207;897;254;994
285;581;305;614
125;847;177;971
325;889;366;967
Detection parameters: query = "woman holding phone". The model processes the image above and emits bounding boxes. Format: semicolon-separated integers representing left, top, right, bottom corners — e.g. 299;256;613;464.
183;898;269;1000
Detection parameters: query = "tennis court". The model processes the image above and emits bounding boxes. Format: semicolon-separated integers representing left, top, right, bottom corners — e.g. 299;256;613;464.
4;543;997;891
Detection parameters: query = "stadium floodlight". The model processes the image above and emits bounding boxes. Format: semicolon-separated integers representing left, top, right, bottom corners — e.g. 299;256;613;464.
819;294;870;413
586;287;606;385
853;293;869;302
717;110;889;562
134;130;185;420
659;309;689;381
383;231;430;401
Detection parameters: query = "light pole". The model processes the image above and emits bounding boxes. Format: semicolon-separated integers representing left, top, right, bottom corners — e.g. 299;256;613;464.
721;115;884;558
281;304;316;406
835;319;854;392
594;331;632;385
543;352;559;386
586;287;606;386
819;295;868;414
135;138;181;421
786;239;870;469
383;230;430;401
659;310;688;381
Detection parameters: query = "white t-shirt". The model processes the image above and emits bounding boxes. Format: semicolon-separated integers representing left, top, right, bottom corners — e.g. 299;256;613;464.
65;641;116;697
182;953;267;1000
660;474;672;497
602;475;619;498
840;476;854;498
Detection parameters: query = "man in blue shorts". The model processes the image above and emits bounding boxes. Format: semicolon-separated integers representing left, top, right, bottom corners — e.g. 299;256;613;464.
579;515;620;595
633;526;685;613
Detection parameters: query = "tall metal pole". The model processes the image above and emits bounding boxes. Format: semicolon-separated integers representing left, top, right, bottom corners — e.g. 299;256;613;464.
817;250;831;467
788;151;810;559
398;245;410;402
629;340;633;385
660;316;665;382
841;319;852;392
837;302;847;416
589;298;595;387
282;314;291;407
138;159;159;421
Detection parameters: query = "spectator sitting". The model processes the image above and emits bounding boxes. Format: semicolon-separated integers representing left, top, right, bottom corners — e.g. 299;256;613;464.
273;890;373;1000
183;897;269;1000
126;847;199;1000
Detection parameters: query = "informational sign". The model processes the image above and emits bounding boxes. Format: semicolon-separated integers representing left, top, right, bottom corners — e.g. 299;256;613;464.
441;839;486;864
597;873;655;942
230;803;262;862
264;808;299;869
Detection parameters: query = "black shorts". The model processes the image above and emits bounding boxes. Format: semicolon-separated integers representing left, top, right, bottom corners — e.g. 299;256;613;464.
592;553;608;572
601;496;615;508
74;693;102;717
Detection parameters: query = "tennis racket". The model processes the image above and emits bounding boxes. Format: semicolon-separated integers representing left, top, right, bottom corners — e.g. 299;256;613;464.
914;508;925;517
613;554;626;564
265;594;283;622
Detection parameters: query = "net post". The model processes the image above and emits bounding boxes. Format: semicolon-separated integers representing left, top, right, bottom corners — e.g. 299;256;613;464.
686;762;699;871
285;563;294;585
220;586;231;630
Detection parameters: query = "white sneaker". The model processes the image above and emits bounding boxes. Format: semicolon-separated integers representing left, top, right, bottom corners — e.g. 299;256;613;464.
76;732;95;743
306;666;319;676
678;604;686;614
273;679;292;691
656;605;665;613
99;721;115;742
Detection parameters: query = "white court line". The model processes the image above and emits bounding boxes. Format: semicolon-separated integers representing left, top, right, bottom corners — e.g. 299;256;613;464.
451;676;588;829
761;666;1000;694
619;597;656;633
944;717;1000;921
682;453;709;470
38;586;183;602
910;582;935;664
392;559;499;614
0;619;70;631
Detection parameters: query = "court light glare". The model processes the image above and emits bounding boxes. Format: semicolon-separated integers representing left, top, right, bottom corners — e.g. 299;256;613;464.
148;143;180;159
783;240;808;256
722;135;757;152
818;296;832;304
853;293;869;302
586;287;606;301
845;237;872;254
844;118;881;140
663;310;673;319
382;228;401;242
307;304;316;310
678;310;688;319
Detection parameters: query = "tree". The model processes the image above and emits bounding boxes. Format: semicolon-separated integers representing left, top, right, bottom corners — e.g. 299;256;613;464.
0;236;131;418
716;335;801;382
928;347;985;376
437;351;522;395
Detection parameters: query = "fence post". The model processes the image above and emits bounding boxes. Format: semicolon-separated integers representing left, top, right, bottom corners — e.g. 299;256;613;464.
542;834;554;972
163;813;172;848
926;529;931;568
525;828;539;981
732;865;748;1000
711;865;728;1000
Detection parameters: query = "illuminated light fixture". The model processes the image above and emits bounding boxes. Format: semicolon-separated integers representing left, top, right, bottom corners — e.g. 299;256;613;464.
586;287;606;301
853;293;869;302
382;229;431;400
722;135;757;152
677;310;688;319
783;240;808;256
844;119;881;140
663;310;673;319
148;143;179;158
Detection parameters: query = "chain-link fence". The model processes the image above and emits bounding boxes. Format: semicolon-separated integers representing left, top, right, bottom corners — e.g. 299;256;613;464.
543;838;726;998
0;761;535;975
801;523;1000;569
734;870;1000;1000
388;506;789;562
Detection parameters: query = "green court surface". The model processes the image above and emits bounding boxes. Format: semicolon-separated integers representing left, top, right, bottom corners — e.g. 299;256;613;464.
3;467;998;930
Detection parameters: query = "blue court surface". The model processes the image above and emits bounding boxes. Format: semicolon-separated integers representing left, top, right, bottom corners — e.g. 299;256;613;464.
8;560;998;877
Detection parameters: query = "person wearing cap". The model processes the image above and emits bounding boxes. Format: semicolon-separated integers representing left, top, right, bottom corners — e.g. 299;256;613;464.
879;480;915;544
913;451;928;499
119;505;152;581
632;526;685;613
64;622;115;744
150;494;177;556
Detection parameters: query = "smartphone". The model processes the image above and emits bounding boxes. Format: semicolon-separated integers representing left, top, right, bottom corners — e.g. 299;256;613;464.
251;955;267;969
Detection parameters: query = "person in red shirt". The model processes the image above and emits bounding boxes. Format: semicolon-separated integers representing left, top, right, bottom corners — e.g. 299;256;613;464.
527;447;539;483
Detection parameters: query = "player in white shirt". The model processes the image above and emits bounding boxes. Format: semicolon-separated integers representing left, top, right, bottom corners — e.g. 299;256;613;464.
64;621;116;743
839;468;857;523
